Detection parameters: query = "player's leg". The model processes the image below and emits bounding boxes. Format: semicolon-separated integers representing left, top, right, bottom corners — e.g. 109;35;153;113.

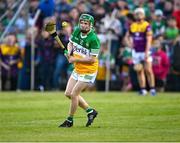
64;75;77;99
64;75;89;110
69;81;89;116
145;61;156;96
136;67;147;95
69;80;98;127
60;72;98;127
133;51;147;95
59;80;89;127
78;96;89;110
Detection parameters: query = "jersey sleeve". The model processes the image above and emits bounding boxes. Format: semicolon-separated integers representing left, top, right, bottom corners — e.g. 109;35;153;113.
69;27;80;43
90;37;100;57
146;24;153;36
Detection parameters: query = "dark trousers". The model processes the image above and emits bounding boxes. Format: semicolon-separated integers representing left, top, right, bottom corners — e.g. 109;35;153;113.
1;75;18;91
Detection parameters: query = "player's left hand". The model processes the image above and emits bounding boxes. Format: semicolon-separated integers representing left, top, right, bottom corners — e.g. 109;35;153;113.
68;57;76;63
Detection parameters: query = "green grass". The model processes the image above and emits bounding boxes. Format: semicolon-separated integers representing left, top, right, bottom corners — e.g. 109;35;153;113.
0;92;180;142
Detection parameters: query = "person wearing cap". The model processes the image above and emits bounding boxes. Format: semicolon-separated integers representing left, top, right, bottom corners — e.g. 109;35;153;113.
59;14;100;127
152;9;165;38
125;7;156;96
52;21;72;90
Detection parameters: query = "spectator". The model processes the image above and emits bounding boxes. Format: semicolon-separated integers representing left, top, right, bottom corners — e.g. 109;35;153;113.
38;0;55;18
167;36;180;91
152;37;170;92
36;29;55;90
0;34;22;90
173;0;180;29
116;0;129;18
96;36;115;91
15;10;28;33
171;36;180;73
164;16;180;58
148;1;156;19
120;45;133;92
123;13;135;33
163;1;173;18
76;1;89;14
99;0;110;12
0;1;7;17
55;0;72;14
53;21;71;90
69;7;80;28
18;27;38;90
0;23;4;36
2;10;13;28
165;16;179;42
155;0;165;10
151;9;165;38
100;9;122;57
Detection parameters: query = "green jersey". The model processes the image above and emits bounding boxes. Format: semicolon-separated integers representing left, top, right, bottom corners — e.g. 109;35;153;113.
69;27;100;74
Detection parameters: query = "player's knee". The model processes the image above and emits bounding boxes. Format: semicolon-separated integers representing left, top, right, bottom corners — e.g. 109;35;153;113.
64;91;72;99
71;89;80;98
134;63;143;73
145;68;152;75
71;87;81;96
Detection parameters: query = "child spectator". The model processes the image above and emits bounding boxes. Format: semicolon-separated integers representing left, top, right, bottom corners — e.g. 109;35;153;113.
152;37;170;92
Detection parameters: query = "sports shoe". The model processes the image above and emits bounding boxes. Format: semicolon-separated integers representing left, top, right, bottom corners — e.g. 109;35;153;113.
150;89;157;96
59;119;73;128
139;89;147;96
86;109;98;127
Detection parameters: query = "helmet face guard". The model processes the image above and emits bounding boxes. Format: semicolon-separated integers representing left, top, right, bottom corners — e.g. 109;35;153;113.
79;14;94;29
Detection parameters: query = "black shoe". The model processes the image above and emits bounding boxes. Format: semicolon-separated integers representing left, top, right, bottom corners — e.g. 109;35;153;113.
86;109;98;127
59;120;73;128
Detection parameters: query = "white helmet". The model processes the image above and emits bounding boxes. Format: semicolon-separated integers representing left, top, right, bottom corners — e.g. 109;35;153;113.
134;7;145;15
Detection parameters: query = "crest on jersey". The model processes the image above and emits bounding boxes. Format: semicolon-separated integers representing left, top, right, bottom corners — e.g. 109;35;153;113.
135;32;140;36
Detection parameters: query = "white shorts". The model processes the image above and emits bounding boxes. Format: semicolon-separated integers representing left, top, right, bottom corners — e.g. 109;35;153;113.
132;50;152;64
71;70;97;83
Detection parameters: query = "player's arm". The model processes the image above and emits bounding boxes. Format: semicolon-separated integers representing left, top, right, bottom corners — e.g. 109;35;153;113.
0;60;10;70
63;43;72;60
68;38;100;64
66;27;80;59
65;41;73;58
66;42;96;64
0;46;10;70
68;55;95;64
145;25;153;61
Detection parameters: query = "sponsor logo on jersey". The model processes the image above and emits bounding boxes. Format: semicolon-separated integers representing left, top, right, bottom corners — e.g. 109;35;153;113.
73;44;90;56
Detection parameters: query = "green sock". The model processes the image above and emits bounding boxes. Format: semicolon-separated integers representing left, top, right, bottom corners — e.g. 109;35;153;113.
67;116;73;122
86;107;93;114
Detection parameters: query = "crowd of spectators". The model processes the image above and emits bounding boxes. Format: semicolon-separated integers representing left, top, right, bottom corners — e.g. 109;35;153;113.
0;0;180;91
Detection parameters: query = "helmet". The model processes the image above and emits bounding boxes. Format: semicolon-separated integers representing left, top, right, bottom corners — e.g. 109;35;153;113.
79;14;94;28
134;8;145;15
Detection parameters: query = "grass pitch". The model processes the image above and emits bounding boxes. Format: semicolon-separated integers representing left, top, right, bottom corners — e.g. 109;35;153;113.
0;92;180;142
